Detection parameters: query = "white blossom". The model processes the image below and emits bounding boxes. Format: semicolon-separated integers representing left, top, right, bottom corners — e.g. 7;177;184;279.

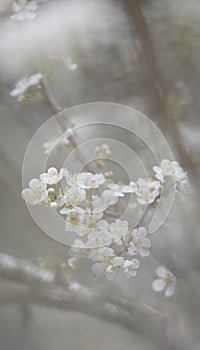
107;181;137;197
89;247;114;262
78;208;109;236
10;73;43;100
89;247;115;277
109;219;129;243
152;266;176;297
77;172;105;189
63;170;80;187
64;171;105;190
65;209;85;234
64;187;86;207
11;0;38;21
153;160;190;192
136;178;160;205
87;230;112;248
40;167;64;185
21;161;190;281
123;259;140;278
92;189;118;213
21;179;48;205
129;226;151;257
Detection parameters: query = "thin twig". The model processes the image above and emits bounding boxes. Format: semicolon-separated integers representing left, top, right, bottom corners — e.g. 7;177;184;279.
124;0;195;174
41;78;62;115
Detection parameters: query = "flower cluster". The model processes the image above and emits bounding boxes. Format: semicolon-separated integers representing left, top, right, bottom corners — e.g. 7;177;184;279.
10;73;43;102
153;159;191;193
21;159;190;286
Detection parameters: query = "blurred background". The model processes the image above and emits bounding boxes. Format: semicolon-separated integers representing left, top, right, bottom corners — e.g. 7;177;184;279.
0;0;200;349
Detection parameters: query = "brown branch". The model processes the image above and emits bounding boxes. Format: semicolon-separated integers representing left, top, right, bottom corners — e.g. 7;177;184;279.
0;252;169;348
41;78;63;115
124;0;194;173
0;253;55;285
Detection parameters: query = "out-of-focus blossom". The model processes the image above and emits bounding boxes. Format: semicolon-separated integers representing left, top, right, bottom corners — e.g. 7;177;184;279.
94;144;111;166
152;266;176;297
10;73;43;101
63;57;78;70
128;226;151;257
11;0;38;21
48;55;78;71
43;125;75;155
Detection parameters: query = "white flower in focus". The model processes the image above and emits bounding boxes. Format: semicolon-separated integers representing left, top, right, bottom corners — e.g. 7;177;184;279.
78;208;108;236
77;172;105;189
136;178;160;205
64;187;86;206
123;259;140;278
21;179;48;206
109;219;129;243
107;181;137;197
65;210;85;234
63;170;79;187
40;167;63;185
10;73;43;100
130;226;151;257
152;266;176;297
